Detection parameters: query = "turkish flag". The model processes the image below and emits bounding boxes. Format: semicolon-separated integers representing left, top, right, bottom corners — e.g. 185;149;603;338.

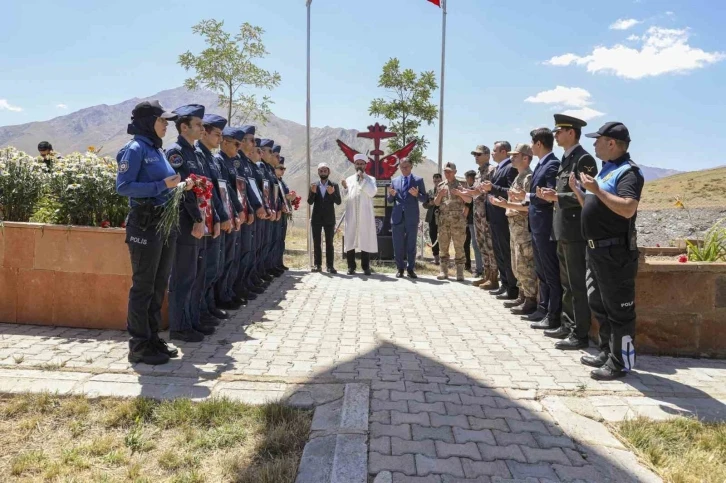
427;0;441;6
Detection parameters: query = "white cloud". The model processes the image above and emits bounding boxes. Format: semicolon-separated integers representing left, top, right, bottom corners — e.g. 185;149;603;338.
627;35;641;41
524;86;593;108
0;99;23;112
545;26;725;79
610;18;641;30
56;103;68;109
561;107;606;121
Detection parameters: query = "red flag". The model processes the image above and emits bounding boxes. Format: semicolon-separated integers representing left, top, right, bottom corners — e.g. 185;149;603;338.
427;0;441;6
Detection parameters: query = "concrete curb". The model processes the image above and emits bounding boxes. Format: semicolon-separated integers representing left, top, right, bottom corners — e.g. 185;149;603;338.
296;383;370;483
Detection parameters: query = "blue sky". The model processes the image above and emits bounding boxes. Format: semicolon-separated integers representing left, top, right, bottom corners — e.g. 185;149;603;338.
2;0;725;173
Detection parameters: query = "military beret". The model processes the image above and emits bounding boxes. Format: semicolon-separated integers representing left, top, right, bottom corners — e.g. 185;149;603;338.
259;139;275;149
134;100;178;120
255;138;261;147
171;104;204;119
222;126;245;141
240;125;256;136
586;121;631;143
272;144;281;154
553;113;587;132
202;114;227;130
38;141;53;151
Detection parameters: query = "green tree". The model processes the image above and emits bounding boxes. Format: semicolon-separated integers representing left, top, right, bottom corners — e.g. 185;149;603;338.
179;19;282;124
369;58;438;164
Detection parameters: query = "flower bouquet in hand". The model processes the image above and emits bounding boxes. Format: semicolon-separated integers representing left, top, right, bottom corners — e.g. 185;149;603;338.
158;174;213;241
291;191;301;211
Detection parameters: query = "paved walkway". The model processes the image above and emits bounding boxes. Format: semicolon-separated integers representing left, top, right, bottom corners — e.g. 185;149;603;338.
1;269;725;482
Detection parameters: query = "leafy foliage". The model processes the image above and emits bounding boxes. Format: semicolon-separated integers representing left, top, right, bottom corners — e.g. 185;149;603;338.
0;148;46;221
687;219;726;262
179;19;282;124
369;58;438;164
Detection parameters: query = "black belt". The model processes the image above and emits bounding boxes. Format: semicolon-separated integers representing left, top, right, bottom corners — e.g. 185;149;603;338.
587;237;626;249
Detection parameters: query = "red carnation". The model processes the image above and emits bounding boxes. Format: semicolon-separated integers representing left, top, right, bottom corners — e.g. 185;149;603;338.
678;254;688;263
121;221;127;228
101;221;110;228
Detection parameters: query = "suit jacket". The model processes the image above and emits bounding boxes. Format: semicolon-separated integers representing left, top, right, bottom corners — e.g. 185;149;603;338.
423;187;439;224
388;174;427;226
527;153;561;236
485;158;518;225
553;145;598;242
307;181;341;225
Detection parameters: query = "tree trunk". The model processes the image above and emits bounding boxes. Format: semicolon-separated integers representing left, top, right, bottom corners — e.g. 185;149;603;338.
227;84;233;122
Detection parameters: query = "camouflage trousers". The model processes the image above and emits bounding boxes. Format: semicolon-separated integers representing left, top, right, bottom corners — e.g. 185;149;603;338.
509;219;537;299
473;211;496;273
438;214;467;266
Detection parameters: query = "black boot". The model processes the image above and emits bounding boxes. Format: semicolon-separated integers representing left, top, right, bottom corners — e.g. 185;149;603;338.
128;343;170;365
522;308;547;321
210;307;229;320
195;324;216;336
170;329;204;343
152;338;179;358
530;316;560;330
544;326;570;339
511;298;538;316
581;352;609;368
555;336;589;350
490;285;507;296
217;299;242;310
590;365;627;380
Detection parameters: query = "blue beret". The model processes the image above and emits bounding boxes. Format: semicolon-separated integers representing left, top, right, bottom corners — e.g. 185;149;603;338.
272;144;281;154
255;138;261;147
278;156;285;165
172;104;205;118
240;125;256;136
222;126;245;141
259;138;275;149
203;114;227;130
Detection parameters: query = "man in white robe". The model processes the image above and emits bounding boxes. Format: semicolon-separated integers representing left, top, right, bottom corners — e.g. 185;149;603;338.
341;154;378;275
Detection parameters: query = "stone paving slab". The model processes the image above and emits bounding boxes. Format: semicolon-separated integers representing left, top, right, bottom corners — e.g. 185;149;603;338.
2;270;725;482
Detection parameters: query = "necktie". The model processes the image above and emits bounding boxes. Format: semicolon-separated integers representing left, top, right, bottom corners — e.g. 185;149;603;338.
403;176;409;194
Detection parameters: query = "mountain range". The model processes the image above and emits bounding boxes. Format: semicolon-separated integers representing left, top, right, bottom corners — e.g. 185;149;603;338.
0;86;681;195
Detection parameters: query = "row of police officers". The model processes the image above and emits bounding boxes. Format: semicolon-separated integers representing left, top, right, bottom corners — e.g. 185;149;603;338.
116;100;292;365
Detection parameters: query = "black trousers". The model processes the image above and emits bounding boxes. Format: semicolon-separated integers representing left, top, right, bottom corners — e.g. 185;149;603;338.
586;244;639;372
429;220;439;257
346;250;371;271
532;231;562;320
490;221;517;291
464;225;472;269
312;223;335;268
558;240;591;339
126;222;176;353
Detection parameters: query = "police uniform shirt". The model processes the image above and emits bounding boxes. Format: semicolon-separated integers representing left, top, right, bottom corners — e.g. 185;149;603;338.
237;152;265;211
216;151;244;216
582;153;644;240
258;161;279;211
116;135;175;207
196;141;229;223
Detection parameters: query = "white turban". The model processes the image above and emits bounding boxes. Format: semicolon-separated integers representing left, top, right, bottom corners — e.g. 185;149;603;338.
317;162;329;170
353;154;368;162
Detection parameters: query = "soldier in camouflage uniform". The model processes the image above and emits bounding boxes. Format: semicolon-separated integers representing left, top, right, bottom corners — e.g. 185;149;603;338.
490;144;538;314
433;162;472;281
467;145;497;289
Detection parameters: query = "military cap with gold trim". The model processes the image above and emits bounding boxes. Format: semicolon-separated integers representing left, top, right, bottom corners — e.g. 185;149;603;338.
553;113;587;132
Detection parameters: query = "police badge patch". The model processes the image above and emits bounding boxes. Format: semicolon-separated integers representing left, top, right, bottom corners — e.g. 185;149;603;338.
234;160;240;168
118;160;129;173
168;153;184;168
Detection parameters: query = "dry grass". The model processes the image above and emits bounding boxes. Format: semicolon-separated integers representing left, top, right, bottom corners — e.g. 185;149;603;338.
640;167;726;210
617;416;726;483
0;393;312;482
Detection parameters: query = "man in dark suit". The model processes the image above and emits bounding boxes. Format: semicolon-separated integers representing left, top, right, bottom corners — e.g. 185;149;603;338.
480;141;519;299
388;157;428;278
538;114;598;349
526;128;562;330
308;162;341;273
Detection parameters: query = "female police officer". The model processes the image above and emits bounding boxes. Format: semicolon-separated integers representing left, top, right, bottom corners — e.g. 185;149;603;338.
116;100;192;365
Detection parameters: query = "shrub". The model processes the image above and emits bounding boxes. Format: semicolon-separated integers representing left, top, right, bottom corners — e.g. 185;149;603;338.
687;219;726;262
0;147;46;222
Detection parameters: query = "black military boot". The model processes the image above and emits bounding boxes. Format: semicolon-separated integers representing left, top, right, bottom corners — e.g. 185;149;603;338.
128;343;170;365
170;329;204;343
590;365;627;380
555;336;589;350
210;308;229;320
490;285;507;296
544;326;570;339
581;352;609;368
152;337;179;358
522;308;547;321
530;316;560;330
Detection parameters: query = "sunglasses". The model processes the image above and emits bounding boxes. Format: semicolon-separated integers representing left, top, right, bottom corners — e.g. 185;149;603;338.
277;167;286;171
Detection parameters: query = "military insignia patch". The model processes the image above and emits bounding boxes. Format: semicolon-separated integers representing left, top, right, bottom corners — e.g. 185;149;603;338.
168;153;184;168
118;161;129;173
234;160;240;168
583;165;596;174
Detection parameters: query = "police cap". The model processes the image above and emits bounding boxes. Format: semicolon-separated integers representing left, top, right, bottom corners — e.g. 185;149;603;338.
240;125;256;136
278;157;286;165
273;144;282;154
222;126;245;141
171;104;204;119
259;139;275;149
255;138;261;147
553;114;587;132
202;114;227;130
585;121;631;143
133;100;178;120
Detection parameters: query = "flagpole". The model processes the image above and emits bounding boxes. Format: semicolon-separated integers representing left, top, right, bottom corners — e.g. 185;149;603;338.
436;0;447;174
306;0;313;268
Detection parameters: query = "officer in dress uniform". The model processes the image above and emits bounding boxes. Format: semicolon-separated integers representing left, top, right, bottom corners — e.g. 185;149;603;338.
538;114;599;350
271;143;288;275
116;100;183;365
259;139;283;278
235;126;267;299
215;126;247;311
251;138;273;287
196;114;232;324
571;122;643;380
275;155;292;272
166;104;217;343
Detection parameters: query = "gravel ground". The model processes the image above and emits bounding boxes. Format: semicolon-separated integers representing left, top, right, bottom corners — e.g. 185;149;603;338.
637;207;726;246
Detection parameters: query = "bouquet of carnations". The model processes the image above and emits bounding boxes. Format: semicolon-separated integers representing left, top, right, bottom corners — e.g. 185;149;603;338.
291;191;301;211
158;174;213;241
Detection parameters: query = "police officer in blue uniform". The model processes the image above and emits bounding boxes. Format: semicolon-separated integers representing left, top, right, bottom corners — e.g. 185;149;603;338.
570;122;643;380
235;127;267;298
196;114;231;322
259;139;283;278
526;128;563;330
215;126;247;310
252;138;274;286
116;100;183;365
165;104;216;343
275;155;291;272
